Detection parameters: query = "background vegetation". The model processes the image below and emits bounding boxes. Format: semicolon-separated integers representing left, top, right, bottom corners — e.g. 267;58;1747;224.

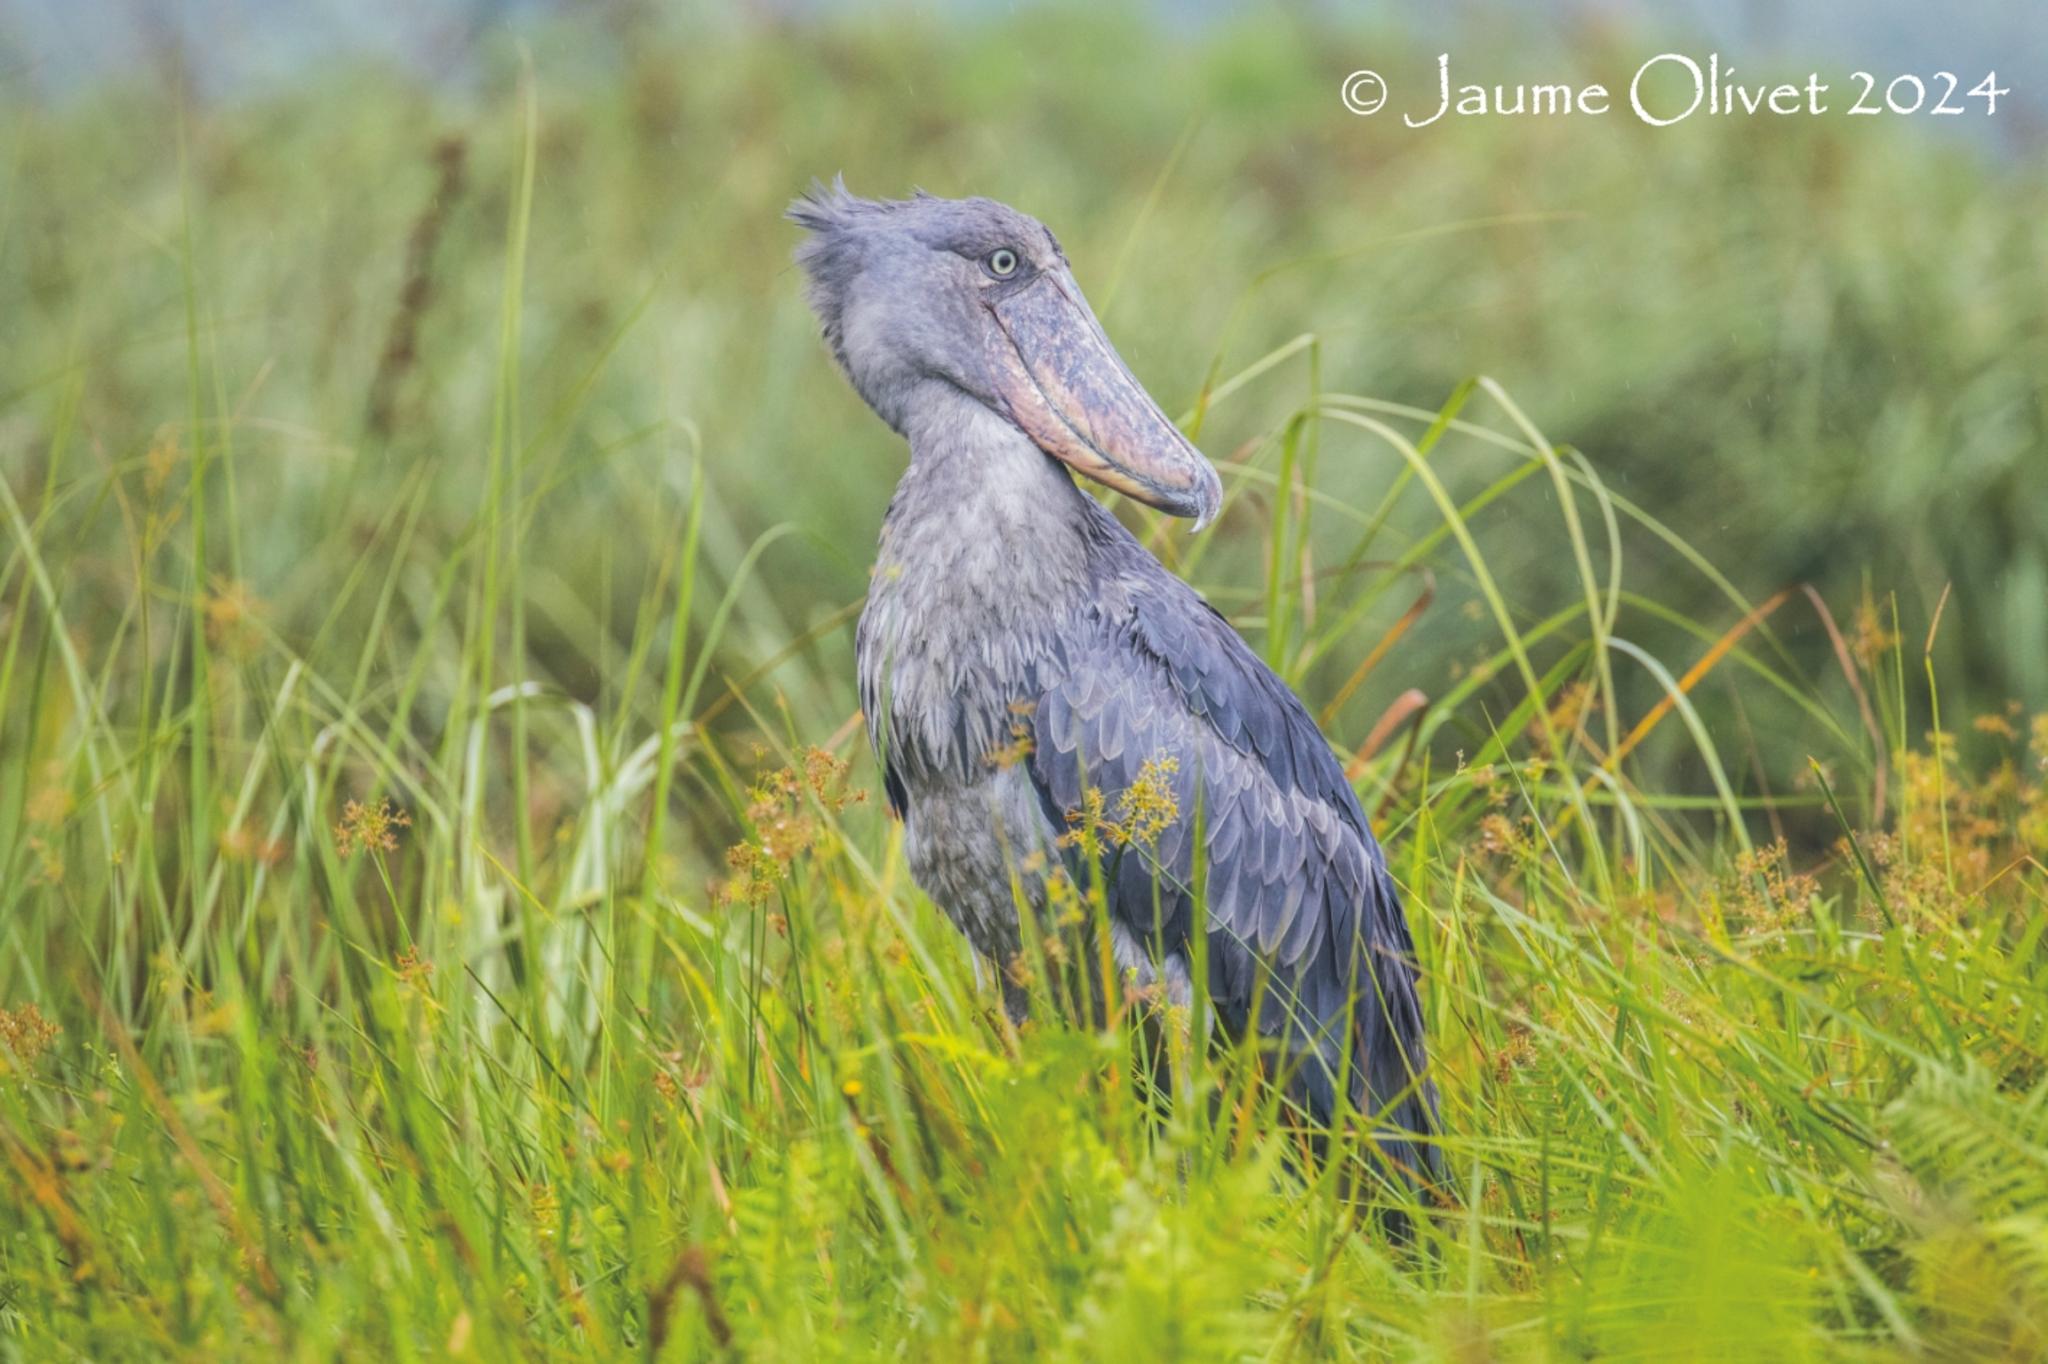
2;6;2044;1359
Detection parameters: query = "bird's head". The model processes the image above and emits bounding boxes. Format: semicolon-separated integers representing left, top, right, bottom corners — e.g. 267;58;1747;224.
788;179;1222;529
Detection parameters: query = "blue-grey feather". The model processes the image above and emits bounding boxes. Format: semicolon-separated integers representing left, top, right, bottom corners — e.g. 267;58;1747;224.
797;185;1438;1180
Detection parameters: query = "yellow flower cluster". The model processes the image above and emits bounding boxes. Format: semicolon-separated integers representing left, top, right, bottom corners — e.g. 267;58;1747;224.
718;747;863;906
334;798;411;858
1059;754;1182;856
0;1003;60;1076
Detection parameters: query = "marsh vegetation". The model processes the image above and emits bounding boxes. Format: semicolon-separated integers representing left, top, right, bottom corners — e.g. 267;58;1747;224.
2;11;2045;1360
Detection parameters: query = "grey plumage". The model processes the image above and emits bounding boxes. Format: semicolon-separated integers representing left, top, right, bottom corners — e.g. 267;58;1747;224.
790;181;1437;1178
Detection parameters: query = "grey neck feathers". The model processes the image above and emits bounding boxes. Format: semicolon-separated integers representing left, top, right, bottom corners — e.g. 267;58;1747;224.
860;385;1123;783
878;383;1097;609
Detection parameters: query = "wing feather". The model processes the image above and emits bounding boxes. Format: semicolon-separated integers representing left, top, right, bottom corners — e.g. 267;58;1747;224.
1025;572;1437;1176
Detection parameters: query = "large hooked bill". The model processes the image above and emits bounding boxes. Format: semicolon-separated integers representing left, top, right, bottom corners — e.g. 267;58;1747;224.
988;273;1223;532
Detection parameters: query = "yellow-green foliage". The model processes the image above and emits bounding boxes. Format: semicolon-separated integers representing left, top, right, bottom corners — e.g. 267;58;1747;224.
2;11;2045;1361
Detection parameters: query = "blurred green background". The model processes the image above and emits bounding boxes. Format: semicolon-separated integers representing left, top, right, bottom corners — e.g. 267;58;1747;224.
4;7;2047;1357
3;1;2044;839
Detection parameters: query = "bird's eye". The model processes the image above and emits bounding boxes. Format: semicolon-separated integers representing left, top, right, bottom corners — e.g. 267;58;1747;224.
985;248;1020;278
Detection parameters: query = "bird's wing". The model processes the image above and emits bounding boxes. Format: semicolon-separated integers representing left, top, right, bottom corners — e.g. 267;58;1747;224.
1024;569;1435;1162
855;608;911;819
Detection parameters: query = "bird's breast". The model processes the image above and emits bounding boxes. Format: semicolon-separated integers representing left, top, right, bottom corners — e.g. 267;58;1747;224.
857;445;1103;783
858;556;1066;787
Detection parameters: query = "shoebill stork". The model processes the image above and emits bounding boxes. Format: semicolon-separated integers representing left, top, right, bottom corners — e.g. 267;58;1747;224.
789;182;1438;1178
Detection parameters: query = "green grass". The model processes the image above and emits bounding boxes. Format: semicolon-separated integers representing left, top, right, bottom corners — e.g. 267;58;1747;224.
3;10;2048;1361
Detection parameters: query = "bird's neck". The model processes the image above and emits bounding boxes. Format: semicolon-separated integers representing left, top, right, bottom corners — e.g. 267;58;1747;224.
878;385;1097;601
860;387;1110;783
